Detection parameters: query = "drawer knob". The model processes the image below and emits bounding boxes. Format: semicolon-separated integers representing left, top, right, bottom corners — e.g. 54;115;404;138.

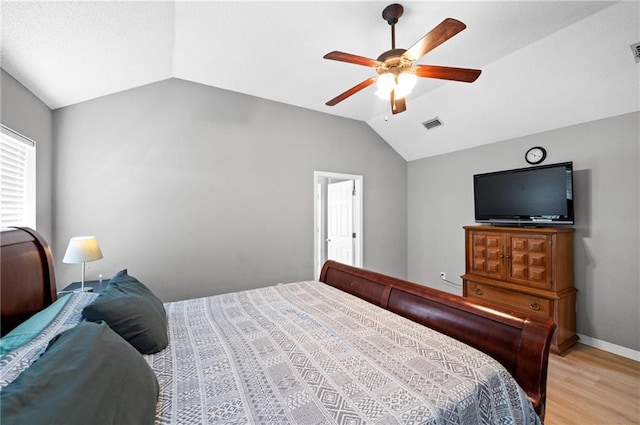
529;301;541;311
474;287;483;295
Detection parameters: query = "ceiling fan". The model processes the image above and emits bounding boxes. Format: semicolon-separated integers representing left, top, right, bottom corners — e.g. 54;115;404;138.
324;3;481;115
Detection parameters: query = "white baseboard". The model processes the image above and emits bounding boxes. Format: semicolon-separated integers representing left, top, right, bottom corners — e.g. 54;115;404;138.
577;333;640;362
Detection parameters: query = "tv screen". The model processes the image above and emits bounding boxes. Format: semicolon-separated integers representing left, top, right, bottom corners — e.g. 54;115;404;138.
474;162;574;225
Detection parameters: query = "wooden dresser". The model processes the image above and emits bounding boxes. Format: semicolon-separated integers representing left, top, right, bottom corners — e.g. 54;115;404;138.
462;225;578;353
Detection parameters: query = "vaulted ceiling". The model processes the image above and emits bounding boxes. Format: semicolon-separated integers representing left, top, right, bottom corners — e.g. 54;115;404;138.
1;1;638;161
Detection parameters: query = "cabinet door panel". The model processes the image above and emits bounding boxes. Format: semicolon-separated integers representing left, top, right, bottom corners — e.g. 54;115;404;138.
507;235;551;289
469;232;504;278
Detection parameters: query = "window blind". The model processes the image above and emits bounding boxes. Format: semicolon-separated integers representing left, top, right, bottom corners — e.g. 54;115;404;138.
1;125;36;229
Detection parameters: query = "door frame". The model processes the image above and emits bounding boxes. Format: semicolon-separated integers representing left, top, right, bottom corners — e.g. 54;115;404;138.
313;171;363;279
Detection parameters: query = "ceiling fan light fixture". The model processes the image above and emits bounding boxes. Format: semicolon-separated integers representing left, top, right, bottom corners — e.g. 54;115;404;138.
375;71;416;99
395;72;417;98
375;72;396;98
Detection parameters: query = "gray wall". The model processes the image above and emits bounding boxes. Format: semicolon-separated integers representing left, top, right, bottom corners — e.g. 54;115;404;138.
408;112;640;351
53;78;407;302
5;65;637;352
0;69;54;242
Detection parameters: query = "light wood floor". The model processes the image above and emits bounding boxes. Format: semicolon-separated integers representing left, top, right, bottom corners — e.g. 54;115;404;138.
544;343;640;425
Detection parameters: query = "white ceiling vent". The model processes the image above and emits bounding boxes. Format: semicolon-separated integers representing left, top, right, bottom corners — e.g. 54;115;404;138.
422;117;443;130
631;42;640;63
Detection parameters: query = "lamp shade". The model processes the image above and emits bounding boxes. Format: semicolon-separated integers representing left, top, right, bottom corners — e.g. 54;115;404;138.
63;236;103;264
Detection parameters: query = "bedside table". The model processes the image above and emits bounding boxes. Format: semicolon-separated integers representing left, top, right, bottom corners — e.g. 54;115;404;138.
58;279;108;295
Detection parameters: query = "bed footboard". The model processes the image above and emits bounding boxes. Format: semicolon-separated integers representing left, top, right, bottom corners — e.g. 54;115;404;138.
319;260;556;418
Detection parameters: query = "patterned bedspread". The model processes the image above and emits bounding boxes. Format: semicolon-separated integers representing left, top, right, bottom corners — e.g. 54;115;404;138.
145;281;541;425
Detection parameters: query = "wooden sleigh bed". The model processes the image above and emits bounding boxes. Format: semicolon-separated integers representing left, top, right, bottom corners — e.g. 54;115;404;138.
1;227;556;424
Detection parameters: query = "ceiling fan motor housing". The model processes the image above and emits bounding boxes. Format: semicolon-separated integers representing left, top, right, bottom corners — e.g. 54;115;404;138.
376;49;413;77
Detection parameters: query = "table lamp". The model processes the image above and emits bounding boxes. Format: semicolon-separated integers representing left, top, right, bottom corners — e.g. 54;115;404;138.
63;236;103;292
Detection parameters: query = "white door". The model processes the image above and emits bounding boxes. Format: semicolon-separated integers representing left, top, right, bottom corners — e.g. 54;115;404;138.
313;171;363;278
327;180;354;265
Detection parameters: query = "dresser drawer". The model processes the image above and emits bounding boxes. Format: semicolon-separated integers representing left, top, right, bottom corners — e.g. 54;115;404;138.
465;282;552;318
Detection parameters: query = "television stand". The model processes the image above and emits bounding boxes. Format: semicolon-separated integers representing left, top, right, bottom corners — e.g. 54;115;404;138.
461;225;578;353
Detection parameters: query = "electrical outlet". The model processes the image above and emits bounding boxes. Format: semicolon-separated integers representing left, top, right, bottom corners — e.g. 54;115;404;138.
440;272;446;280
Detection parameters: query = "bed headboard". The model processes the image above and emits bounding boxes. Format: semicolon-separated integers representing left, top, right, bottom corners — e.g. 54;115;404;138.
319;260;556;419
1;227;57;336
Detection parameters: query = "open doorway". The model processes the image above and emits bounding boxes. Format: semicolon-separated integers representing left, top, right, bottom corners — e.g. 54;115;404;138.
313;171;363;279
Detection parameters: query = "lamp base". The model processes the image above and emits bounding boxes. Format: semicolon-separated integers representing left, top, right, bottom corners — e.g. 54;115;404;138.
74;287;93;293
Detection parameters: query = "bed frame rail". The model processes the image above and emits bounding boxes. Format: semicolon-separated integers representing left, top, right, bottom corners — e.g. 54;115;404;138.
319;260;555;418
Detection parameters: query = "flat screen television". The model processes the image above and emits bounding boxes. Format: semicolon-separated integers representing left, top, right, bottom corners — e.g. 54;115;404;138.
474;161;574;226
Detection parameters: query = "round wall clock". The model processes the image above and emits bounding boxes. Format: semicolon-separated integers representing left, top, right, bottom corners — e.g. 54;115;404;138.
525;146;547;165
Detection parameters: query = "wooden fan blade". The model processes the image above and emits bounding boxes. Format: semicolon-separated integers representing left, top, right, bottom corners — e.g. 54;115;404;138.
326;77;378;106
390;90;407;114
415;65;481;82
403;18;467;62
323;51;381;68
